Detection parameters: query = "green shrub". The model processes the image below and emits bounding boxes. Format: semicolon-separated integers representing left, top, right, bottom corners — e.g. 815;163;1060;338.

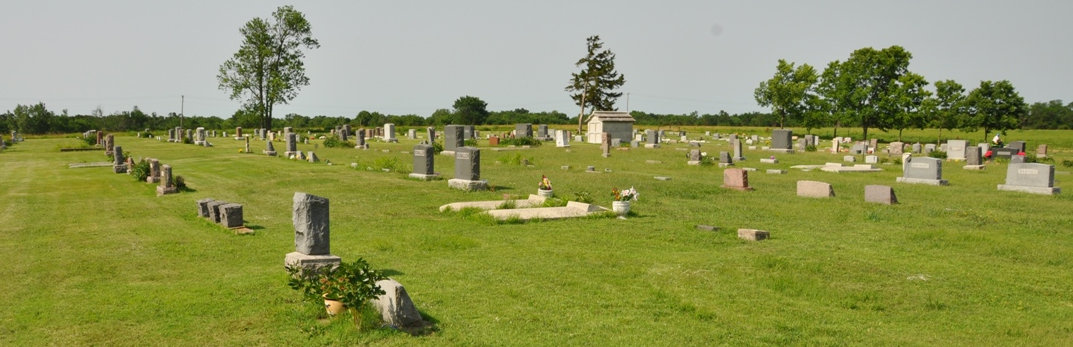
373;156;401;172
175;175;188;191
573;191;594;204
322;136;352;148
805;144;817;152
500;137;542;147
130;159;150;182
927;150;947;159
463;139;478;147
431;141;444;154
1062;160;1073;168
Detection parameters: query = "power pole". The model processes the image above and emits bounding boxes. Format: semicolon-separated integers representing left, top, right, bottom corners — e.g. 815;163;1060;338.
626;92;630;113
180;95;185;128
577;88;586;134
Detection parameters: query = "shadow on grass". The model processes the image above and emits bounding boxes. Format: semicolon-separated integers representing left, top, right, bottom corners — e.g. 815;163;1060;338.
489;185;514;192
380;269;405;277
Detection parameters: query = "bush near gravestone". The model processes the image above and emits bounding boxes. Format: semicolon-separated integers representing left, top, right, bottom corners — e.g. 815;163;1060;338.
1062;160;1073;168
174;175;189;191
805;144;817;152
927;150;947;159
463;139;478;147
322;137;352;148
131;159;151;182
499;137;541;147
430;141;444;154
285;258;387;327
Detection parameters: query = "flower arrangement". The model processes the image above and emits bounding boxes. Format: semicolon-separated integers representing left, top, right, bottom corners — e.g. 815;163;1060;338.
539;175;552;190
612;186;638;201
286;258;387;313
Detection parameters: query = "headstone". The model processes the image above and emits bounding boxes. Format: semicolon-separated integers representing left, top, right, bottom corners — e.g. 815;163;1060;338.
515;123;533;138
923;144;936;153
444;125;464;153
687;149;702;165
889;142;904;155
307;152;319;163
448;147;488;191
407;129;416;140
946;140;967;160
146;159;161;183
244;136;251;153
355;129;368;149
831;139;841;153
537;124;549;140
1007;141;1026;154
770;129;793;152
896;156;948;185
488;136;500;146
912;143;922;153
992;147;1018;159
112;146;127;173
997;163;1060;195
1010;155;1025;164
371;278;427;329
865;155;878;164
737;229;769;241
235;127;243;139
219;203;244;228
978;143;989;153
156;164;178;196
96;131;104;146
285;133;298;157
644;130;660;148
731;139;744;161
869;138;879;152
719;151;733;167
963;146;984;169
409;144;438;180
797;180;834;198
864;185;898;204
383;123;397;142
555;130;570;148
464;125;476;139
104;134;115;156
196;198;215;218
600;133;611;158
285;192;341;270
426;127;435;142
264;140;277;156
844;155;856;163
205;200;227;223
1036;144;1048;158
721;168;752;191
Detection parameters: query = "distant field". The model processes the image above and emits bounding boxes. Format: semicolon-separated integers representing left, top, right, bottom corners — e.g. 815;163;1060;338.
1;127;1070;345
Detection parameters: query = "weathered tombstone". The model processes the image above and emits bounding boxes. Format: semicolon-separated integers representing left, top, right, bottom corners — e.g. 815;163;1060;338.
978;143;989;154
889;141;904;155
443;125;464;153
896;156;948;185
285;192;341;270
244;136;251;153
426;127;435;142
146;159;161;183
355;129;368;149
196;198;215;218
219;203;244;228
865;155;878;164
911;143;922;153
831;138;841;153
409;144;438;180
536;124;549;140
488;136;500;146
737;229;769;241
644;130;660;148
923;144;936;154
1036;144;1048;158
797;180;834;198
384;123;397;142
864;185;898;204
515;123;533;138
601;132;611;158
307;152;319;163
946;140;967;161
206;200;227;223
851;143;867;155
687;149;702;165
448;147;487;191
796;138;808;150
371;279;427;329
96;131;104;146
285;133;298;158
463;125;475;139
185;129;193;143
719;151;733;167
1010;155;1025;164
555;130;570;148
721;168;753;191
963;146;984;170
869;138;879;152
235;127;243;139
731;139;744;161
156;164;178;196
1007;140;1026;154
104;134;115;156
407;129;416;140
770;129;793;153
112;146;127;173
997;163;1060;195
264;140;278;156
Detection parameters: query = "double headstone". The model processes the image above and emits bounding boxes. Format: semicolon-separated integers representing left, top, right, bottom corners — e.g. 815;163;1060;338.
409;144;438;180
896;156;948;185
284;192;341;270
770;129;793;153
997;163;1060;195
447;147;487;191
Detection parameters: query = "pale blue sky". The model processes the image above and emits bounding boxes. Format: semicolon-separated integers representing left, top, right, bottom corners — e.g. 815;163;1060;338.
1;1;1070;118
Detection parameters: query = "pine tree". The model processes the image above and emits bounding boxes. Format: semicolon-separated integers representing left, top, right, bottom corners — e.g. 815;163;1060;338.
566;35;626;116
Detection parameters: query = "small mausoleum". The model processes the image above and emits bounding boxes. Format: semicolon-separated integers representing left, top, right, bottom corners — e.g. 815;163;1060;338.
585;111;635;144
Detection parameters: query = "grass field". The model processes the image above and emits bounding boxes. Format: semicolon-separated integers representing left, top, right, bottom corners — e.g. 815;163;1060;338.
1;128;1071;345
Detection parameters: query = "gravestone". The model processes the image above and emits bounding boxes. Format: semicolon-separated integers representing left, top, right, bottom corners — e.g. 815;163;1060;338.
963;146;984;170
687;149;702;165
718;151;733;168
770;129;793;153
264;140;277;156
196;198;215;218
146;159;161;183
555;130;570;148
244;136;250;153
219;203;244;228
488;136;500;146
888;142;904;155
869;138;879;152
946;140;967;161
448;147;488;191
797;138;807;150
515;123;533;138
235;127;242;139
112;146;127;173
850;142;867;155
797;180;834;198
896;156;948;185
307;152;319;163
383;123;397;142
1007;141;1026;153
537;124;549;140
340;128;349;142
644;130;660;148
912;143;922;153
285;192;341;270
371;278;427;329
355;129;368;149
978;143;989;153
864;185;898;204
831;139;840;153
601;133;611;158
409;144;439;180
284;133;298;158
443;125;464;153
206;200;227;223
923;144;936;154
426;127;435;142
992;147;1018;159
737;229;769;241
185;129;192;143
464;125;476;139
865;155;878;164
96;131;104;146
105;134;115;156
731;138;744;161
407;129;416;139
997;163;1060;195
194;127;207;146
1036;144;1048;158
721;168;752;191
156;164;178;196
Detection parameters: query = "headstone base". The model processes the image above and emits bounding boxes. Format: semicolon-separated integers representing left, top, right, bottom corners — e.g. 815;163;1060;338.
113;165;127;174
687;160;701;166
718;163;733;168
962;165;985;170
760;158;778;164
284;252;341;271
263;150;277;156
768;148;794;153
896;177;948;186
234;137;244;140
156;186;178;196
439;150;455;156
448;179;489;191
408;173;441;181
766;169;785;174
997;185;1060;195
644;144;660;149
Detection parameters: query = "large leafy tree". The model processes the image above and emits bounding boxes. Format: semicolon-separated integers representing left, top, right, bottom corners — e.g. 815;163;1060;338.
566;35;626;131
931;80;966;143
754;59;818;128
452;96;489;125
887;72;931;141
820;46;912;140
962;80;1026;142
218;6;319;130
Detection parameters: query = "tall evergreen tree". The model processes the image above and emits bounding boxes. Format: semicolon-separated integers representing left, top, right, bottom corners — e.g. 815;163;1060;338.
566;35;626;128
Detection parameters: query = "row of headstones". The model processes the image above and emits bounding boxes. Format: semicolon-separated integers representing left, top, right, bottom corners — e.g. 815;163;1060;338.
106;142;179;196
196;198;244;228
406;143;487;191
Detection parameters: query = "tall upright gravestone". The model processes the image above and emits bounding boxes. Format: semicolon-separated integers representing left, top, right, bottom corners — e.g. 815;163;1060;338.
284;132;298;158
963;146;984;170
409;144;439;181
112;146;127;173
515;123;533;138
355;129;368;149
156;164;178;196
443;125;464;154
383;123;397;142
285;192;341;270
770;129;793;153
447;147;488;191
105;134;115;156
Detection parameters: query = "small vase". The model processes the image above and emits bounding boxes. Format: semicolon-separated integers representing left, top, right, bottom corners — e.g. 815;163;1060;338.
538;189;554;198
323;295;345;316
612;201;630;216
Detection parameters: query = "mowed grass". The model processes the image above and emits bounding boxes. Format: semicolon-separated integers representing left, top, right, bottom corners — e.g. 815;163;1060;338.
1;128;1071;345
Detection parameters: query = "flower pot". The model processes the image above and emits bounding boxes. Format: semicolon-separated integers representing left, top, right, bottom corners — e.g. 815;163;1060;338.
323;295;345;316
612;201;630;216
537;189;554;198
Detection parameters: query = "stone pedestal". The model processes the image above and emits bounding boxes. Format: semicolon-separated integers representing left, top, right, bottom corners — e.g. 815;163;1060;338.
284;252;341;270
447;178;489;191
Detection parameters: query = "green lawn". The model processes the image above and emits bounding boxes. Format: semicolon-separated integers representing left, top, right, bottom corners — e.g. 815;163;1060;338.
1;129;1071;345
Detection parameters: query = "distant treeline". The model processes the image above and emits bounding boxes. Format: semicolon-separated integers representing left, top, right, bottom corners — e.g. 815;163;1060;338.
3;101;1071;134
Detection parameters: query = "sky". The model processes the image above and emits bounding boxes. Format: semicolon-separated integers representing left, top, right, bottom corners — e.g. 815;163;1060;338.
1;0;1071;119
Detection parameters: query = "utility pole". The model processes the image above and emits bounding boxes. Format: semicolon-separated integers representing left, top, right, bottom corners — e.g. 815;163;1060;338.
577;88;586;134
180;95;185;128
626;92;630;113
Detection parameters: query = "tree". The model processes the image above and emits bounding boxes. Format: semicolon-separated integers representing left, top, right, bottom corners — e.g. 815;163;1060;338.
962;80;1026;142
820;46;912;140
218;6;319;130
566;35;626;131
932;80;966;143
887;72;931;141
452;96;489;125
754;59;818;129
13;103;54;134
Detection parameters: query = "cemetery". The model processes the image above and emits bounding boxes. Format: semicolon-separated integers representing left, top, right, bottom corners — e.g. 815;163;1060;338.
2;127;1072;345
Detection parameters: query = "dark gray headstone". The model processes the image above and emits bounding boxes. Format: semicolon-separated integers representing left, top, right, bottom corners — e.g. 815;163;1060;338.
293;192;330;255
771;129;792;150
286;133;297;153
444;125;464;151
537;124;548;139
454;147;480;180
965;146;982;166
719;151;732;164
412;144;434;175
515;123;533;138
645;130;658;144
207;200;227;224
903;157;943;180
197;198;215;218
1007;141;1026;153
219;203;244;228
